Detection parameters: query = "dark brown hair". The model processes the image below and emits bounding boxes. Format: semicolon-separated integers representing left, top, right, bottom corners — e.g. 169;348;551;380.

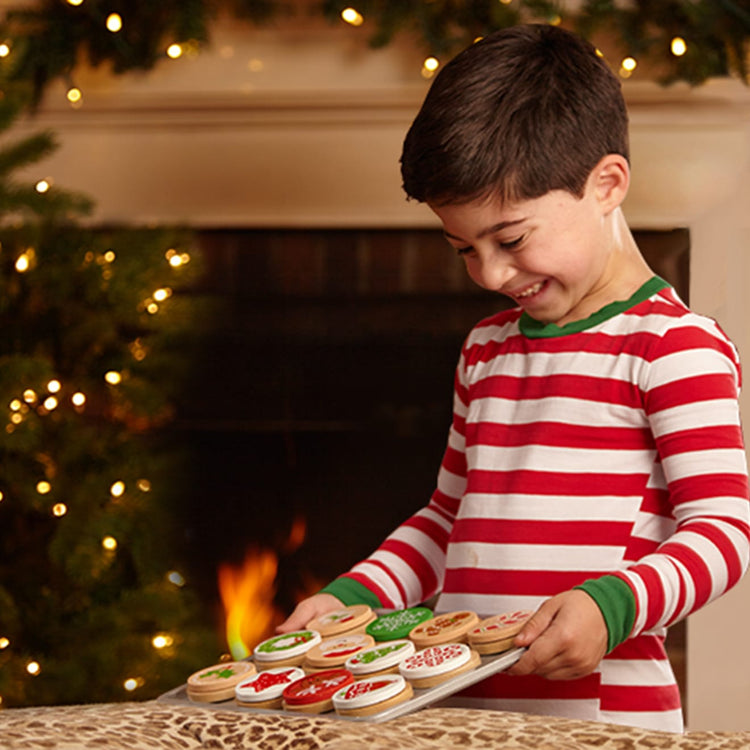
400;24;629;205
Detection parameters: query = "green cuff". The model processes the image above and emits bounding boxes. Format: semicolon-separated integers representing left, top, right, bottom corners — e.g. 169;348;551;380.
319;577;383;609
575;575;636;653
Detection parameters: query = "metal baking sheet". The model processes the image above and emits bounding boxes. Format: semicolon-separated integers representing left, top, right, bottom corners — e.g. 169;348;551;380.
157;647;524;723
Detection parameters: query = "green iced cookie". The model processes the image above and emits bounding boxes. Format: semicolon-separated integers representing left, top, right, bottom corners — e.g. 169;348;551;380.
366;607;433;641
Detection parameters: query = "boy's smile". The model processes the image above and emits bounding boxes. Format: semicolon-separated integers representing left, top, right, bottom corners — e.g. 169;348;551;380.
431;159;652;327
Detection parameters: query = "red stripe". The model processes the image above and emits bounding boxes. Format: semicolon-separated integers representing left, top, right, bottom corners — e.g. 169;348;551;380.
637;564;666;629
600;683;681;712
450;518;630;546
623;535;660;562
646;373;736;412
471;374;642;408
607;634;667;660
443;568;594;596
468;420;654;450
657;424;744;456
378;539;439;596
467;469;648;497
403;513;450;549
441;445;466;476
655;324;739;364
684;520;748;587
669;473;749;506
459;672;600;701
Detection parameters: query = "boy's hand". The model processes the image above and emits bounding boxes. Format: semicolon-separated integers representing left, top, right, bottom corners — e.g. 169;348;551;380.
506;590;608;680
276;593;343;634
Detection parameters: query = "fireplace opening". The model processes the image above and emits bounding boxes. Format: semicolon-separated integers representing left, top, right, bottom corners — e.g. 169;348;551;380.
175;226;689;702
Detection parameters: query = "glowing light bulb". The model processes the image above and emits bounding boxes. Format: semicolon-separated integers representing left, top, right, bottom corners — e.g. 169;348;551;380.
36;481;51;495
106;13;122;32
0;44;11;58
167;44;183;59
123;678;138;691
0;637;9;648
341;7;364;26
23;390;37;404
620;57;637;73
137;479;151;492
66;87;82;104
102;536;118;551
671;37;687;57
152;634;173;649
0;491;4;502
153;287;172;302
35;179;50;193
10;413;22;425
15;254;30;272
110;481;125;498
105;371;122;385
167;570;185;587
47;380;61;393
52;503;67;517
67;0;84;5
26;661;40;675
9;399;22;411
43;396;58;411
146;302;159;315
104;250;116;263
423;57;439;72
71;392;86;407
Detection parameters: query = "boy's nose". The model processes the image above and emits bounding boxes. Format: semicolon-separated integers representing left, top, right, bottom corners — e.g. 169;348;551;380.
474;255;516;292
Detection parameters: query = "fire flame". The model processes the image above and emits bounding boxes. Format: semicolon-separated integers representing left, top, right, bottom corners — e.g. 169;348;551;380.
217;515;319;660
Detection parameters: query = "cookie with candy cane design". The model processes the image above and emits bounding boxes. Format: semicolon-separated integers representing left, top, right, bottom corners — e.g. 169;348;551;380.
408;610;480;649
281;668;354;714
187;660;256;703
333;674;413;717
234;666;305;709
303;633;375;671
468;610;534;655
399;643;481;689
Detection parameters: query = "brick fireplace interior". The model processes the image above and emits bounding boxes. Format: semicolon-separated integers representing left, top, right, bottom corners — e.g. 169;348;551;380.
177;225;690;705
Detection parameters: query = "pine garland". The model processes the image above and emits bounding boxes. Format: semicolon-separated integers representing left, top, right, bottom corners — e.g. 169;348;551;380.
0;0;748;106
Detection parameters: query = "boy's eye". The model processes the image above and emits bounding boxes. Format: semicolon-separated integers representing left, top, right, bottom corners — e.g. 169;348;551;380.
499;235;524;250
455;246;474;256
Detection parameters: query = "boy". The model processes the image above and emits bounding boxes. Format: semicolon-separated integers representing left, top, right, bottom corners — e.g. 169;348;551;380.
278;24;750;732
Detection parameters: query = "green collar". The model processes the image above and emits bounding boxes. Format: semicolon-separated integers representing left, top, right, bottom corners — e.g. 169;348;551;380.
519;276;670;339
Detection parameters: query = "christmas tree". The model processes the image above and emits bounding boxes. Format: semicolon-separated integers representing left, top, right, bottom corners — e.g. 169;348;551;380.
0;94;221;708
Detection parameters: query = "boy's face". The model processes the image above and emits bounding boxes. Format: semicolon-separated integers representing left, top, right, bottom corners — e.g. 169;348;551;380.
430;181;628;327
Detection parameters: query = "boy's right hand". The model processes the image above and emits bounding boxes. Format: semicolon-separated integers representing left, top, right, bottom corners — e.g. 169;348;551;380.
276;593;343;634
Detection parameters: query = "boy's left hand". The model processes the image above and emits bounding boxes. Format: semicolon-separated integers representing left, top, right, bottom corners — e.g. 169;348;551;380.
506;589;608;680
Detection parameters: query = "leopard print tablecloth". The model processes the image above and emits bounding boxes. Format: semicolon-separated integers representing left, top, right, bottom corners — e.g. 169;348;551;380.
2;701;749;749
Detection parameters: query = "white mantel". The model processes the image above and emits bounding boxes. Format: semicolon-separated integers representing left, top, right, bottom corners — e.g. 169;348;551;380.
7;20;750;731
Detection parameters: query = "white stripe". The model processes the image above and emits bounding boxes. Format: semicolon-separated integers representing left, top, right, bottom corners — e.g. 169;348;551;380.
435;465;466;500
670;530;729;600
436;592;545;617
467;396;644;427
648;399;741;435
469;443;655;474
646;348;736;389
600;658;675;687
446;541;623;572
662;448;747;481
671;497;750;525
459;493;643;522
349;561;408;609
631;510;676;544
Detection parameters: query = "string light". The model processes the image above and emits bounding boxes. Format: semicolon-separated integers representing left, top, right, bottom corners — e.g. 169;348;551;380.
35;179;51;193
47;380;61;393
26;661;40;675
36;481;51;495
66;0;84;5
151;634;173;649
43;396;58;411
153;287;172;302
167;570;185;587
102;535;118;551
71;392;86;407
341;7;364;26
166;44;183;59
671;36;687;56
166;249;191;267
15;252;32;273
0;491;4;503
106;13;122;33
123;677;144;691
619;56;637;78
422;56;440;78
52;503;67;517
0;43;10;58
9;399;22;411
66;87;82;104
110;481;125;498
0;637;9;648
137;479;151;492
23;389;37;404
104;371;122;385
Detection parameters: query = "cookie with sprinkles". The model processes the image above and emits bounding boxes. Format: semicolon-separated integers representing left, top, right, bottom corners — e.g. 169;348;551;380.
366;607;433;642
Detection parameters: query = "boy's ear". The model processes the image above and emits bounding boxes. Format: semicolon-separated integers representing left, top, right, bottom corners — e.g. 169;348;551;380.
591;154;630;214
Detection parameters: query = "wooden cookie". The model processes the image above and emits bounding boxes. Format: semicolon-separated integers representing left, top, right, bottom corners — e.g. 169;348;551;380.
253;630;321;668
399;643;481;689
234;666;306;709
281;668;354;714
468;610;534;655
345;639;416;678
186;660;256;703
366;607;433;642
408;610;480;649
306;604;376;637
303;633;375;670
333;674;414;717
